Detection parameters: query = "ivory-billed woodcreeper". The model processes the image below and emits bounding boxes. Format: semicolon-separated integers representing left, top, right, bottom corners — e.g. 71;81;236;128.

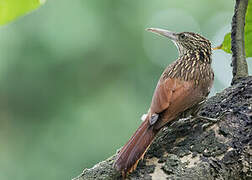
113;28;214;177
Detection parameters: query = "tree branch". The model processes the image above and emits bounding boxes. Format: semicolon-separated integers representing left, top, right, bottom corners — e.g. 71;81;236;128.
73;77;252;180
231;0;249;84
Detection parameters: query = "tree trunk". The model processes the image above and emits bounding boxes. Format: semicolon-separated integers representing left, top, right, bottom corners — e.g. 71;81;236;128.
73;76;252;180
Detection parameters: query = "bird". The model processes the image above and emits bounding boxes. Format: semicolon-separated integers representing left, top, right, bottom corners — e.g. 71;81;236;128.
113;28;214;178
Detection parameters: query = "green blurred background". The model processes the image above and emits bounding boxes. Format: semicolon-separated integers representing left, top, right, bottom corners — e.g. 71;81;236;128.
0;0;251;179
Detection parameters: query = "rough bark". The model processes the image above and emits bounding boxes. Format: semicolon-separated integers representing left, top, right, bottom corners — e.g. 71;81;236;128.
73;76;252;180
231;0;249;83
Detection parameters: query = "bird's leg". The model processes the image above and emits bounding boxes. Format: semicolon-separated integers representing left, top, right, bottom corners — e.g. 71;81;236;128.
176;113;193;124
196;115;218;122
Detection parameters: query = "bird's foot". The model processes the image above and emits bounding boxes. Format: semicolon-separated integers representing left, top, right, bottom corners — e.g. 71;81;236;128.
177;116;194;123
196;115;218;122
195;111;232;129
170;116;194;127
196;110;231;123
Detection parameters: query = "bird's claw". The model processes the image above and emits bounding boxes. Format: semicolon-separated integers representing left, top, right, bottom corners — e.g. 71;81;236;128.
197;115;218;122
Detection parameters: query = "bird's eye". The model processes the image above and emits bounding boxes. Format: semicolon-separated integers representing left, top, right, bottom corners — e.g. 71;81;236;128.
179;33;186;40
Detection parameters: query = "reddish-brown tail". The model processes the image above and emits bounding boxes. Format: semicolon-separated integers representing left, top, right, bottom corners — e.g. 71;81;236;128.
113;117;159;175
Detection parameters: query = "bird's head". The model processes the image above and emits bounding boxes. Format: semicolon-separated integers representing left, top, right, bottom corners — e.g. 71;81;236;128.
146;28;212;60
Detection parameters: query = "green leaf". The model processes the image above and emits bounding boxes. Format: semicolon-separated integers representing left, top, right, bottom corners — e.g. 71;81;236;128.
0;0;46;26
220;32;232;54
219;0;252;57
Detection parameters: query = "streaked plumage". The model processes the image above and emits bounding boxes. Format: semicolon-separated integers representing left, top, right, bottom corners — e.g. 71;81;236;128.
113;29;214;178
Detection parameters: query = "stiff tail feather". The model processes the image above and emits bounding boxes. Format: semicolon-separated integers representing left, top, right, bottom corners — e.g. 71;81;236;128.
113;117;159;175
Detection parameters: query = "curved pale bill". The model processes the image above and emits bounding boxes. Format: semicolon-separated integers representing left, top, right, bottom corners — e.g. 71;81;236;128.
146;28;178;41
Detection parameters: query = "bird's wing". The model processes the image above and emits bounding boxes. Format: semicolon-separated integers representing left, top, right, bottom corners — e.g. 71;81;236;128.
149;77;199;126
149;77;176;114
